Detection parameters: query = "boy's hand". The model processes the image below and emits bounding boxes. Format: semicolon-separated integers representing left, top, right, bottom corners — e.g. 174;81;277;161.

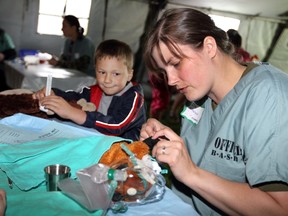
32;87;55;100
39;96;86;124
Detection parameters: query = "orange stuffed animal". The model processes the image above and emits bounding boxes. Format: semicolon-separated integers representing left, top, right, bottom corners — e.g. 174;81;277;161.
99;141;155;202
99;141;149;166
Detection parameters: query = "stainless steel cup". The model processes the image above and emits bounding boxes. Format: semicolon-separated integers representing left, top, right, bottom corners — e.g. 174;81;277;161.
44;164;71;191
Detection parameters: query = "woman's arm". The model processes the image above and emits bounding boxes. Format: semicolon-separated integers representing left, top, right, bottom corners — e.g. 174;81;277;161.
150;127;288;216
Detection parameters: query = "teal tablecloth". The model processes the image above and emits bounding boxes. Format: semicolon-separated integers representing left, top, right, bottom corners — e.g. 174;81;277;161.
0;170;199;216
0;114;199;215
0;135;129;190
0;114;130;190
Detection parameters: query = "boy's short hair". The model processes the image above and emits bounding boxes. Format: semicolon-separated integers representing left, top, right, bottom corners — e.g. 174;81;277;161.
95;39;134;70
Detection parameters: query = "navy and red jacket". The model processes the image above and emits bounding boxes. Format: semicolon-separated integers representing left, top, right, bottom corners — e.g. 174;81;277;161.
53;82;146;141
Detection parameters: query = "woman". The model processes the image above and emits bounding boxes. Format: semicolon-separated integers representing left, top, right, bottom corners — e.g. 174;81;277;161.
49;15;95;77
140;8;288;216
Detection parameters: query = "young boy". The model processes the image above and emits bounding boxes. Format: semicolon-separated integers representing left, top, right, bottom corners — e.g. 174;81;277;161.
33;39;146;141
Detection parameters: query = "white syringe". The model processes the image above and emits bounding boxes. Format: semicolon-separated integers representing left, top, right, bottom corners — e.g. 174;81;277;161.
40;74;53;113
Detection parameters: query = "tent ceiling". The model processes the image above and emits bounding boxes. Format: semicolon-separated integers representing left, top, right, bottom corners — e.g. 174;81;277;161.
168;0;288;20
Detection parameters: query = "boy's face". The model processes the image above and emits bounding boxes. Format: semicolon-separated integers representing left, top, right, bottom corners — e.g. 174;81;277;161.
95;56;133;96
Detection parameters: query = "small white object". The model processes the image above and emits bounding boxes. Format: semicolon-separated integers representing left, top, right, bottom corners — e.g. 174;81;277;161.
40;74;53;113
23;55;39;65
45;74;53;96
181;105;204;125
39;105;48;113
127;187;137;196
141;155;162;175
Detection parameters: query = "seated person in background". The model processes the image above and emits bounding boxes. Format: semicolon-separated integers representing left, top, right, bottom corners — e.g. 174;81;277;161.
227;29;251;63
48;15;95;77
33;39;146;141
0;189;6;216
0;28;17;91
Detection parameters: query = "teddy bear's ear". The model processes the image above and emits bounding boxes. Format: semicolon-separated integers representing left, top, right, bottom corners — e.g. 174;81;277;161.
76;98;96;112
99;141;150;167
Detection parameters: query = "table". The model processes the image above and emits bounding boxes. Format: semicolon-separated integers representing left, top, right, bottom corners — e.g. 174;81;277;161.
4;60;96;92
0;114;199;216
0;170;198;216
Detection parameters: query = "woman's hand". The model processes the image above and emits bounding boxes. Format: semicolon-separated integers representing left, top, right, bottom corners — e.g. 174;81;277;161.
140;118;196;183
39;95;86;124
48;56;58;66
139;118;167;141
151;125;196;183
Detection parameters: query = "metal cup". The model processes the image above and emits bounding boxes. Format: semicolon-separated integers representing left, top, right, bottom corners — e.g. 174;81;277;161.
44;164;71;191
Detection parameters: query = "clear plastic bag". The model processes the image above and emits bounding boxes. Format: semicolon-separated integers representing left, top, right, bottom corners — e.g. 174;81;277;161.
58;162;166;212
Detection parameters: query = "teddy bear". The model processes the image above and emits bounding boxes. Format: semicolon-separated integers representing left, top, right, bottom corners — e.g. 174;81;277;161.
0;89;96;118
0;92;49;118
98;140;162;203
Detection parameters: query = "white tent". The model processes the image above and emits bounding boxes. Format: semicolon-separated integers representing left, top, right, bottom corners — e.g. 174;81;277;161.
0;0;287;80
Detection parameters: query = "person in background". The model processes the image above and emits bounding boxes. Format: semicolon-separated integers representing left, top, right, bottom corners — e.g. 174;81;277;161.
0;189;6;216
227;28;251;63
48;15;95;77
148;72;170;120
140;8;288;215
0;28;17;91
33;39;146;141
149;72;186;123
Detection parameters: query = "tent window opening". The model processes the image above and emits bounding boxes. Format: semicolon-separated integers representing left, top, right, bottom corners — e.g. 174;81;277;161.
209;14;240;31
37;0;92;36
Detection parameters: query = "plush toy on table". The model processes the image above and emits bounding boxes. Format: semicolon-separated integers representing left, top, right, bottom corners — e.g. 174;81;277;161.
0;89;95;118
98;140;163;203
0;89;47;118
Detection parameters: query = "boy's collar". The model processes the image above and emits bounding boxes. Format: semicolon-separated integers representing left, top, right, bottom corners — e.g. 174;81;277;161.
116;82;133;96
103;82;133;97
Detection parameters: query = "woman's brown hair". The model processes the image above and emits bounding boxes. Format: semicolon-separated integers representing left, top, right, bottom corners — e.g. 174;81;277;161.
144;8;234;73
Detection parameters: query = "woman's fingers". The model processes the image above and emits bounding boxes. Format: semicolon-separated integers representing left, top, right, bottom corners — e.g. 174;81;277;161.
140;118;165;140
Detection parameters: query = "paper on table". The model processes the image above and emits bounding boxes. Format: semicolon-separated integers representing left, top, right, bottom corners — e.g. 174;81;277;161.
0;113;101;145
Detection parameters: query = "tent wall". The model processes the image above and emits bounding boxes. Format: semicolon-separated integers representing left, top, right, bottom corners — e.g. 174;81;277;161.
0;0;287;78
0;0;148;55
269;28;288;73
239;18;288;73
166;3;288;73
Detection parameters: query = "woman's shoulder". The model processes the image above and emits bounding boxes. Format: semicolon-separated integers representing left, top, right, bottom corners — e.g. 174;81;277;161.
79;36;95;46
242;63;288;87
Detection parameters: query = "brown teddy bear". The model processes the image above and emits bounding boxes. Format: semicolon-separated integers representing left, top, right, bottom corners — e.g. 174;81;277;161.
0;93;49;118
99;141;157;202
0;90;92;118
